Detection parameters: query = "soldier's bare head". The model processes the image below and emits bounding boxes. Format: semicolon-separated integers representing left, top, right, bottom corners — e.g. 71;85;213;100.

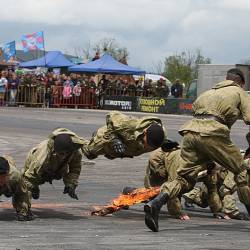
226;68;245;87
0;157;10;186
143;124;164;150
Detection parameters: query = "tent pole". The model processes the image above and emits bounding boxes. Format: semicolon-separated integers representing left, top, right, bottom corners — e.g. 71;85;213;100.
42;31;46;68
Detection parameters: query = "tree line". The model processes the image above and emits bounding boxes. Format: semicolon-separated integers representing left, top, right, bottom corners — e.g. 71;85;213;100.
73;38;211;89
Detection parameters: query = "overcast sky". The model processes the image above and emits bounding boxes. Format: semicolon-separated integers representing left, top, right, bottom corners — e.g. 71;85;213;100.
1;0;250;71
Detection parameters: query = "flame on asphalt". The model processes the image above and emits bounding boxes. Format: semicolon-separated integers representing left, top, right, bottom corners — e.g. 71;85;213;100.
91;186;160;216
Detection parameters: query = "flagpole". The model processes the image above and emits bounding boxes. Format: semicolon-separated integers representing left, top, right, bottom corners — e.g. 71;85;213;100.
42;31;46;68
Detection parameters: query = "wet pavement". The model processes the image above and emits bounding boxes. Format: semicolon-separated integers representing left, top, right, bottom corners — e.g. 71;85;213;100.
0;107;249;250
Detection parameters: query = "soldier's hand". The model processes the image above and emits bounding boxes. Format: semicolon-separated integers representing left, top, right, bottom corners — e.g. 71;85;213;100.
16;211;34;221
31;187;40;200
104;154;115;160
161;139;179;152
246;132;250;145
112;138;126;156
63;186;79;200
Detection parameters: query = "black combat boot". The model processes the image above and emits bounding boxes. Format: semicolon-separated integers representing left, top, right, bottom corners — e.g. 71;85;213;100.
245;205;250;216
229;211;250;220
122;187;137;210
144;192;168;232
122;186;136;195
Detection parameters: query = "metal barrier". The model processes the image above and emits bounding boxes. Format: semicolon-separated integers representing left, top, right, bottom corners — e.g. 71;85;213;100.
5;85;45;107
52;86;98;108
4;85;98;108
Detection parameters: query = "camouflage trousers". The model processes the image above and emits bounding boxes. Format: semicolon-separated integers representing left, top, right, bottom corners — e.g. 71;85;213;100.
160;132;250;206
183;183;239;215
144;150;183;218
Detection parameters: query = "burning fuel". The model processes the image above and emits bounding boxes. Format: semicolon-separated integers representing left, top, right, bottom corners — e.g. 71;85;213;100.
91;186;160;216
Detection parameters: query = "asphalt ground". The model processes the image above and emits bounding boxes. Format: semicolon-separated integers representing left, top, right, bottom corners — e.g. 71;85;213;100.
0;107;249;250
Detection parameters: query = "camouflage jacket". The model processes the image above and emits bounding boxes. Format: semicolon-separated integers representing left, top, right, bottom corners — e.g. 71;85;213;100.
180;80;250;137
0;155;30;214
84;111;167;158
23;128;85;189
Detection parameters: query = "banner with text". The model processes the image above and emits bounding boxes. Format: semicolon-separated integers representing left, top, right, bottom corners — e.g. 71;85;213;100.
102;95;194;114
102;96;137;111
137;97;193;115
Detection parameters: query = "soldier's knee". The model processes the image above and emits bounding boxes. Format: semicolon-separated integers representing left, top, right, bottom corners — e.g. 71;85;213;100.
208;192;223;213
237;185;250;205
234;170;250;204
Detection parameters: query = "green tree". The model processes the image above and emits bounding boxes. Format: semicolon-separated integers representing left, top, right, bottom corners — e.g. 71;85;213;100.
74;38;129;64
192;49;211;79
93;38;129;64
163;49;211;85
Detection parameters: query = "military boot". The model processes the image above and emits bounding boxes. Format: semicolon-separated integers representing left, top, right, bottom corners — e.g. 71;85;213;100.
245;205;250;216
122;187;137;210
122;186;136;195
228;211;250;220
144;192;168;232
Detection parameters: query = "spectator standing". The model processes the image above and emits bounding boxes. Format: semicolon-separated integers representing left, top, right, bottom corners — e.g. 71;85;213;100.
0;71;8;105
44;87;52;108
135;79;144;96
62;77;73;99
8;73;19;105
73;82;82;97
171;79;183;98
92;51;100;61
98;75;109;94
154;78;169;98
144;79;153;97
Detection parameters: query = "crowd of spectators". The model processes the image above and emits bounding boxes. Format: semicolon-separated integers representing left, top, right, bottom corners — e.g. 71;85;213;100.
0;69;184;108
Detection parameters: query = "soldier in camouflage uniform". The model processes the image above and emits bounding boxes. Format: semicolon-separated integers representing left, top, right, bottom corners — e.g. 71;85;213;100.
23;128;85;201
0;155;32;221
144;68;250;232
182;167;249;220
82;111;168;160
144;147;190;220
184;137;250;220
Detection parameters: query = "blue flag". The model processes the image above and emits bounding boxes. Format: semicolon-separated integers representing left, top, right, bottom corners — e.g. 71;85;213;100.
3;41;16;61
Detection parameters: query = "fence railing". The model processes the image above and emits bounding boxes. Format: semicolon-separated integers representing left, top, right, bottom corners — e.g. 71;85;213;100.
3;85;98;108
52;86;98;108
1;85;176;110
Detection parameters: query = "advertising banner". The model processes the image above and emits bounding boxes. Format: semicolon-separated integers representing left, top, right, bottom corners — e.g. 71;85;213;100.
102;95;194;115
137;97;168;113
102;96;137;111
137;97;193;115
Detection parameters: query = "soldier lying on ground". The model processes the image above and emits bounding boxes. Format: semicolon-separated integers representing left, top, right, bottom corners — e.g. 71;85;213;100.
0;155;33;221
123;146;189;220
23;128;85;202
184;131;250;220
144;68;250;232
144;147;190;220
125;147;243;221
82;111;175;160
183;166;249;220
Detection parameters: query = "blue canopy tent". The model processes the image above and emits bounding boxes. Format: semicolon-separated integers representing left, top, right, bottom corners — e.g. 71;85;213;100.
19;51;75;68
69;54;145;75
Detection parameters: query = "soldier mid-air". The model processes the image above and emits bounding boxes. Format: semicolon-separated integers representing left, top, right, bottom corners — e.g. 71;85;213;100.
144;68;250;232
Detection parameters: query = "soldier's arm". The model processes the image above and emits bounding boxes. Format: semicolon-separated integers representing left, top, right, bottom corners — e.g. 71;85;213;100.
63;149;82;188
23;149;47;190
84;112;129;159
11;174;31;215
204;170;223;214
239;90;250;124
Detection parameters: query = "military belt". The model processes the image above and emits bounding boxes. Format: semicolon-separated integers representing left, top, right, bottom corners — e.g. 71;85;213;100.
194;114;227;126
